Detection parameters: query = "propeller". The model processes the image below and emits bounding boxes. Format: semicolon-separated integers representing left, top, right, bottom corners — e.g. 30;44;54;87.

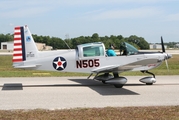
161;36;169;71
161;36;165;53
165;58;169;71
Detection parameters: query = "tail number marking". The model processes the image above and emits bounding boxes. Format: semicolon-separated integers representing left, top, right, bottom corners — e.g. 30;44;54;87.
27;52;35;57
76;59;100;68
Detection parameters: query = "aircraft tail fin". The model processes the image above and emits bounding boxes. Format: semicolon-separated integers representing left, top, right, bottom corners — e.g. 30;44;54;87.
12;25;39;65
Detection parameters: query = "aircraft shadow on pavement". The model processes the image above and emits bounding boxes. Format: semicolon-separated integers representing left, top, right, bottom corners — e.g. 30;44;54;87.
2;83;23;91
1;79;179;95
68;79;140;95
1;79;140;95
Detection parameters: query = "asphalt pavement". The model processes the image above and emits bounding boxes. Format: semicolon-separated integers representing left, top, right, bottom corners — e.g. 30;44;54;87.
0;76;179;110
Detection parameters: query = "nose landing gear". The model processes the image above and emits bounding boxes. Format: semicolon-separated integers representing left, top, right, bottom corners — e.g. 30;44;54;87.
140;71;156;85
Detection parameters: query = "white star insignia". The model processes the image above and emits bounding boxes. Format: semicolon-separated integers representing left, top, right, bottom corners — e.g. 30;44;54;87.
53;57;66;70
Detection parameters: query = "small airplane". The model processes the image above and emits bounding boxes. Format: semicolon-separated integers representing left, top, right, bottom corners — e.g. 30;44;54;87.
12;25;172;88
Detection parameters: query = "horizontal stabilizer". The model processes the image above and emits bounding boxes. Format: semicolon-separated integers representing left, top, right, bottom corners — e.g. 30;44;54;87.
14;64;41;69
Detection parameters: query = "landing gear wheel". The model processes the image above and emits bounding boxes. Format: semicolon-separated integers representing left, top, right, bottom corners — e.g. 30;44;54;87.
146;83;153;85
102;81;106;84
114;84;123;88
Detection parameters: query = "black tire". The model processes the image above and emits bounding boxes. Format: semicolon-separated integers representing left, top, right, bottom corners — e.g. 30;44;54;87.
102;81;106;84
146;83;153;85
114;84;123;88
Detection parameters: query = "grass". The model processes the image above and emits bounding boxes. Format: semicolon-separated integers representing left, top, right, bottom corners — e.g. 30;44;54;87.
0;106;179;120
0;55;179;77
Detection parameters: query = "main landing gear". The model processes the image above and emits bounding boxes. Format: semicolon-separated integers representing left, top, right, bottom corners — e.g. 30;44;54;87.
89;70;156;88
93;72;127;88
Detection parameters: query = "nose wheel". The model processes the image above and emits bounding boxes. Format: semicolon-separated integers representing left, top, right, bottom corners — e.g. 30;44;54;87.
140;71;156;85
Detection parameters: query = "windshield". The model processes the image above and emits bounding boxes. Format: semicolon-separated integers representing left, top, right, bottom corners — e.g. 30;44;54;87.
120;42;138;55
83;45;104;57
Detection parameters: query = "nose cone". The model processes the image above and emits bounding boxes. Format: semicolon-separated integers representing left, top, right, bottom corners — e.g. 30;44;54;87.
166;54;172;59
163;53;172;60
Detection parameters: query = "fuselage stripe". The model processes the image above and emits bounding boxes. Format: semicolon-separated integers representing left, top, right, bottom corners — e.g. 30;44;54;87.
13;53;23;56
13;48;22;51
14;32;21;35
14;38;21;40
14;43;22;46
12;59;23;62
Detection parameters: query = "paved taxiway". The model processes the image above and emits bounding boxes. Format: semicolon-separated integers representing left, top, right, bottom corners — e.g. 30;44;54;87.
0;76;179;110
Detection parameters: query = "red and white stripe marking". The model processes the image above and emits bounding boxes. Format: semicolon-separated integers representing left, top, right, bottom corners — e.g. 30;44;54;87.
13;27;23;62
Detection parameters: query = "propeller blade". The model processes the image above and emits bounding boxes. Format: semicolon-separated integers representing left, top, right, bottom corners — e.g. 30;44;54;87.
165;59;169;72
161;36;165;53
161;37;170;72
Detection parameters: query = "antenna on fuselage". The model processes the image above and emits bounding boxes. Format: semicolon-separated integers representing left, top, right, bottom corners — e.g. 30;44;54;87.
64;34;71;49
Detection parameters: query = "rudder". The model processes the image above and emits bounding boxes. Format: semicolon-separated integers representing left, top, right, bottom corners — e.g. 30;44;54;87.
13;25;39;64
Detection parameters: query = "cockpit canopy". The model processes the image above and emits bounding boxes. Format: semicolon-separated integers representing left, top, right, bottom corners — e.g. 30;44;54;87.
120;42;138;55
76;42;139;59
77;42;105;59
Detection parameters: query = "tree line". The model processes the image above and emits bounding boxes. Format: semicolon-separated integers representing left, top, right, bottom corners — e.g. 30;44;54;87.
0;33;150;49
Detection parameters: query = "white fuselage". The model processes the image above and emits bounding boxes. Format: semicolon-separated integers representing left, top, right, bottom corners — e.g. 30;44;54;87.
23;49;166;74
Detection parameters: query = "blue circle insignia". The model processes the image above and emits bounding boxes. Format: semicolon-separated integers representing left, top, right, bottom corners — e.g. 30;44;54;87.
52;57;67;71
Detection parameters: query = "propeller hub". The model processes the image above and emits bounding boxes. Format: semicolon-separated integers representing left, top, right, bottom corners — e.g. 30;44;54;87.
165;53;172;60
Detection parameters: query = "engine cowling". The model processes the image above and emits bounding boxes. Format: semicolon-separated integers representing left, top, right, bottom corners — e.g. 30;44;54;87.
139;77;156;84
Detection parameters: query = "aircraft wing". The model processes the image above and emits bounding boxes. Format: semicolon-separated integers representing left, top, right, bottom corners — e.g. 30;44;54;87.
91;58;159;73
91;63;142;73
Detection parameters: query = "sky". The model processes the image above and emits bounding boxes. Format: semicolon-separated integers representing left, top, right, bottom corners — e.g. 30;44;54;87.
0;0;179;43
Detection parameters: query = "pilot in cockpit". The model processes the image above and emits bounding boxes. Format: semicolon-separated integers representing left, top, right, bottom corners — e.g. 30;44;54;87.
106;44;116;56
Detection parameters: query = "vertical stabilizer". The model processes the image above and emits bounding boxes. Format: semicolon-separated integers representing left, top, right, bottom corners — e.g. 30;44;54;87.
13;25;39;64
13;26;25;62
